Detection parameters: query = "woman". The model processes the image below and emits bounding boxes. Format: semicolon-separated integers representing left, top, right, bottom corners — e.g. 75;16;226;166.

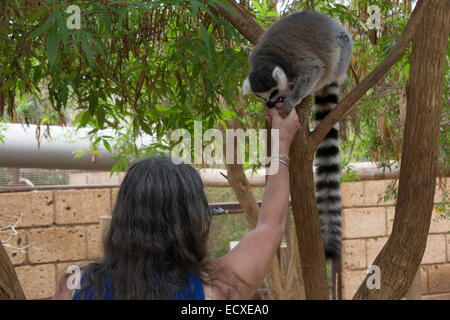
53;105;299;299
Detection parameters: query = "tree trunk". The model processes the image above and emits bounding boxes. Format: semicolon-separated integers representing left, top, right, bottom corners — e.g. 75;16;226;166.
405;270;421;300
0;242;25;299
224;161;260;228
353;0;449;299
289;97;329;300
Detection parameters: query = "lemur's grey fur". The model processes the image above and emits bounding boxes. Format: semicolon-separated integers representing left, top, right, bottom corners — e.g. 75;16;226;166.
242;10;352;113
242;10;353;260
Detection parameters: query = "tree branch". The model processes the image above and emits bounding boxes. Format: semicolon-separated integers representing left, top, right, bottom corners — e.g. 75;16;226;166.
211;0;264;45
310;0;429;149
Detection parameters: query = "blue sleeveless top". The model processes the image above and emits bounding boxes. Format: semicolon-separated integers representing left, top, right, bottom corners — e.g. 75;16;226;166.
72;273;204;300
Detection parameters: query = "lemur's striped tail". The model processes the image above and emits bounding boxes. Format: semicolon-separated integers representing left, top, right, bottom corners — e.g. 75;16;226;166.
313;82;342;261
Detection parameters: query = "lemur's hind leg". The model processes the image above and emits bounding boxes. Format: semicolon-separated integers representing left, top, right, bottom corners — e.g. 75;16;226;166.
335;31;353;84
282;65;324;114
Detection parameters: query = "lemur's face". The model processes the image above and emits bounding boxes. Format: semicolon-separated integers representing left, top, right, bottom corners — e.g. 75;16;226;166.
242;66;290;108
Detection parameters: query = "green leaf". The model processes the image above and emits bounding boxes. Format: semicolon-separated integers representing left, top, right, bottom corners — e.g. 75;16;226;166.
79;111;91;127
101;9;112;34
404;63;410;78
60;85;69;107
252;0;262;14
81;38;94;68
118;7;128;30
46;27;59;67
190;0;200;16
28;12;59;39
57;16;70;45
72;149;85;159
86;33;106;58
88;92;98;114
131;1;147;10
32;66;42;84
96;107;106;128
103;139;112;153
110;161;123;175
93;136;102;146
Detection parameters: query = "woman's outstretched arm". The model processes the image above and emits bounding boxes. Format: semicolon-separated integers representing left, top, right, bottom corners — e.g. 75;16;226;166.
208;105;300;299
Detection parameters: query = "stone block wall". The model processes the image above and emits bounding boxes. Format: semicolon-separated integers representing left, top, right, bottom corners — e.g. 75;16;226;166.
340;179;450;299
0;177;448;300
0;188;114;299
67;172;125;186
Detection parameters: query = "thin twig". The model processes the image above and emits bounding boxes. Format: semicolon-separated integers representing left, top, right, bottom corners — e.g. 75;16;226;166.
219;172;229;180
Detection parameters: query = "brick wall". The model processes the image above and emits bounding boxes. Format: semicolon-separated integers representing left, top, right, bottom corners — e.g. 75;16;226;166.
0;188;115;299
67;172;125;186
340;178;450;299
0;178;448;300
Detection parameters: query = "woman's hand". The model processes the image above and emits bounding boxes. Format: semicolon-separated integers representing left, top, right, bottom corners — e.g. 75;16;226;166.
263;103;300;154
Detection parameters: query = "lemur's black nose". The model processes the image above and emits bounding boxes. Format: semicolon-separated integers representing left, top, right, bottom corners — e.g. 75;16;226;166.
266;100;275;108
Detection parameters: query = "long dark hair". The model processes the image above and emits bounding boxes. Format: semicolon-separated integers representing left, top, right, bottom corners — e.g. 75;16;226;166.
76;156;211;299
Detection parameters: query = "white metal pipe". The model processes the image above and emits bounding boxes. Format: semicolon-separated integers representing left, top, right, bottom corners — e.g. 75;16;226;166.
0;124;116;170
0;124;405;182
198;168;266;187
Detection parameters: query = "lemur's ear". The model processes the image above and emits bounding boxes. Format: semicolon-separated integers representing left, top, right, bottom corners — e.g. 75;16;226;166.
242;77;252;96
272;67;288;91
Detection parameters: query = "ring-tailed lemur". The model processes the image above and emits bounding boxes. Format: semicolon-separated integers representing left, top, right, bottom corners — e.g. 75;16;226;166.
242;10;353;260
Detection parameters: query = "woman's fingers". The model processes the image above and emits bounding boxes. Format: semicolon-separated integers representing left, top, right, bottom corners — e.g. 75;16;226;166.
263;109;272;121
268;107;282;121
265;104;299;132
274;102;290;118
264;104;300;149
287;107;299;122
274;102;283;110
